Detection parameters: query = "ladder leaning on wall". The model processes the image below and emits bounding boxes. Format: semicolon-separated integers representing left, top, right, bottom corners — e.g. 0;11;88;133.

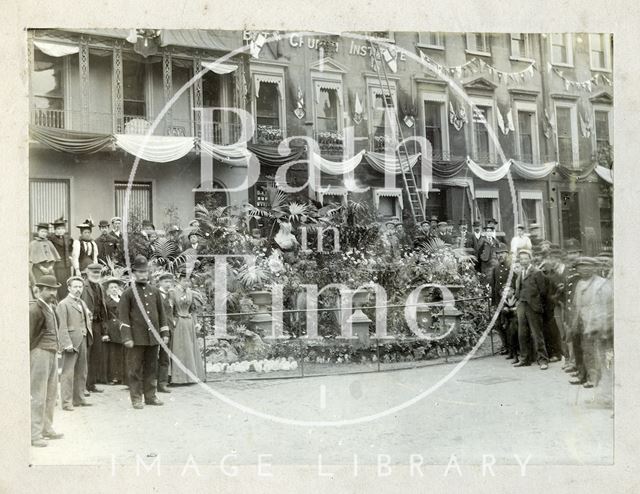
367;38;426;225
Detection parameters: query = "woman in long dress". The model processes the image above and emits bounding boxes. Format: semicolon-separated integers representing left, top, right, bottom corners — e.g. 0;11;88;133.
170;276;205;384
102;278;127;384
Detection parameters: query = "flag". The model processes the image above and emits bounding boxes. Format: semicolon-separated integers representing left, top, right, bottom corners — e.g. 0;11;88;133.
506;109;515;132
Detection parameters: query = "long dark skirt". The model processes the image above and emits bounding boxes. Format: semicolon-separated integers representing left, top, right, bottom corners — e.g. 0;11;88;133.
105;342;127;384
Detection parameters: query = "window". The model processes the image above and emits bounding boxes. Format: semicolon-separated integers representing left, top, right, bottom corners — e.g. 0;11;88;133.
471;102;494;162
475;190;501;229
29;179;70;232
374;188;403;219
594;108;612;162
317;186;348;206
169;60;194;136
589;34;612;71
466;33;490;55
252;68;286;145
510;33;531;59
598;184;612;252
550;33;573;66
115;181;152;223
317;87;339;132
369;31;395;43
32;49;65;128
418;32;444;49
518;190;545;238
555;103;578;166
515;102;539;163
202;71;223;141
369;81;397;152
422;93;449;160
122;60;146;118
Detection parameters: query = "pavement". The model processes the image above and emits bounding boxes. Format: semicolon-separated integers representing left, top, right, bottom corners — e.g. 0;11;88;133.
30;355;613;466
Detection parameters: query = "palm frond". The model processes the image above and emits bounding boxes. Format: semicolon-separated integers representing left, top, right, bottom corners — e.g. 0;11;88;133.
418;237;448;255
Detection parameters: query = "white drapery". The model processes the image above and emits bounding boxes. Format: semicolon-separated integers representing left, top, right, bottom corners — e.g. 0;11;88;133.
365;152;421;175
202;60;238;75
595;165;613;184
114;134;195;163
309;150;365;175
34;40;80;57
465;157;558;182
199;140;252;167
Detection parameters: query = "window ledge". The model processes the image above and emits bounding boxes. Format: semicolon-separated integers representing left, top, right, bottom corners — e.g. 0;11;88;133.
417;43;445;51
509;56;535;63
465;49;492;58
591;67;612;73
551;62;574;69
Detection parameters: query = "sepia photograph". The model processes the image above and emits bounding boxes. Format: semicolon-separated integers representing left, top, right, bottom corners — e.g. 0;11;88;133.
25;26;615;476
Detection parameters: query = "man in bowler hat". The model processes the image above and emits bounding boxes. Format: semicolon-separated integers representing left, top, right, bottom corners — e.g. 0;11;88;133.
30;275;64;447
119;255;170;408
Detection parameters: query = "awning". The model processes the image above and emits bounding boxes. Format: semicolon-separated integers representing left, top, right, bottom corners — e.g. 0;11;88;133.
160;30;244;52
33;40;79;57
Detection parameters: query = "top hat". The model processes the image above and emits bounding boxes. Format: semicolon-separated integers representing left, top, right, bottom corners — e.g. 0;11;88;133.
98;220;109;228
35;275;61;289
131;255;149;272
52;217;67;227
35;222;50;231
564;238;582;252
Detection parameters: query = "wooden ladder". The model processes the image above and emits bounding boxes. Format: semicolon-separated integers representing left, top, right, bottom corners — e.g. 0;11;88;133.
368;39;426;225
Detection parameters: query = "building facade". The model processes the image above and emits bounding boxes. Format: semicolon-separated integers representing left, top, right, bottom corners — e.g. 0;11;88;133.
29;30;613;253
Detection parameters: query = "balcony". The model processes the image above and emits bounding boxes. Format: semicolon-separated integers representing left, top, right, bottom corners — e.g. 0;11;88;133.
255;124;284;146
31;108;240;145
314;130;344;154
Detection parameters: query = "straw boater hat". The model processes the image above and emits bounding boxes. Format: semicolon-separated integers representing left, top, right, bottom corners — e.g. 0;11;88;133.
110;216;121;224
157;272;175;282
66;275;84;285
101;276;125;287
167;225;182;234
574;256;598;267
35;275;61;289
517;248;533;258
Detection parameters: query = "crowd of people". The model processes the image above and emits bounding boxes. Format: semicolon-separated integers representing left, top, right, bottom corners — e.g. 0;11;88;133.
29;217;205;447
28;213;614;449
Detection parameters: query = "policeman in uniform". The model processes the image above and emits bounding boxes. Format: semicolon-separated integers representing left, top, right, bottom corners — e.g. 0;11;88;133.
119;255;170;409
157;272;176;393
490;243;512;354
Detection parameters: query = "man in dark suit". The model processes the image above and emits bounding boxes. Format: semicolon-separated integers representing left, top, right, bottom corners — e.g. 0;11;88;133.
108;217;125;265
57;276;93;410
157;272;176;393
30;275;64;447
514;249;549;369
96;220;118;264
119;256;170;409
82;263;108;393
